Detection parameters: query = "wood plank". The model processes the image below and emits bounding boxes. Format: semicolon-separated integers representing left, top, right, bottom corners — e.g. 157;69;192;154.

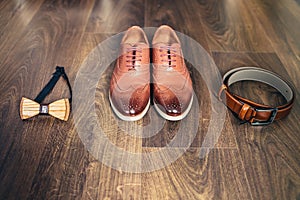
81;162;141;200
247;0;300;89
196;0;274;52
86;0;145;33
141;148;252;199
0;0;44;67
71;32;143;199
212;51;300;200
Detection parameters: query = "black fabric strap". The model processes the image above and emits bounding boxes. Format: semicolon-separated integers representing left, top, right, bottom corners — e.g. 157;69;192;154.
34;66;72;103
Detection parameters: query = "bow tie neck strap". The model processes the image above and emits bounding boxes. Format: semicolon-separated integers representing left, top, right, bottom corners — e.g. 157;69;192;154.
34;66;72;104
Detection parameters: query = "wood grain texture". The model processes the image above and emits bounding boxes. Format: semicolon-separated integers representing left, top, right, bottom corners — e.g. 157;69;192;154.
144;0;210;51
0;0;299;199
20;97;40;119
20;98;70;121
141;148;252;199
247;0;300;89
48;98;70;121
86;0;145;33
195;0;274;52
0;0;44;68
71;33;143;200
0;0;94;199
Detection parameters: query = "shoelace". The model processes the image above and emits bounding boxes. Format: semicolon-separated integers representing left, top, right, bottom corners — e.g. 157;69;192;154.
125;46;142;70
159;45;177;67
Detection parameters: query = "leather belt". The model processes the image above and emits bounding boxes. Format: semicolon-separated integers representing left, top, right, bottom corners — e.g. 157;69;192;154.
219;67;295;125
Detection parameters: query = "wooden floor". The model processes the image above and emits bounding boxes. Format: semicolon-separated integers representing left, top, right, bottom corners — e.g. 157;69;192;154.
0;0;300;199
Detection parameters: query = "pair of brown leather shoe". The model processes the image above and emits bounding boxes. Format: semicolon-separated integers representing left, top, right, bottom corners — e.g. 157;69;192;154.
109;25;193;121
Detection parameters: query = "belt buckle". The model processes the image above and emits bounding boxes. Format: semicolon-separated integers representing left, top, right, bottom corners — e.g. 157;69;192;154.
251;107;278;126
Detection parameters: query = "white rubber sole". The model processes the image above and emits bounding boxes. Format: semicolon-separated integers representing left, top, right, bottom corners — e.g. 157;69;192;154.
154;95;194;121
109;93;150;121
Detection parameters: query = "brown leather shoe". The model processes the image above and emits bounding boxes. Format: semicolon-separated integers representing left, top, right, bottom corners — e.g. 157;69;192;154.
152;25;193;121
109;26;150;121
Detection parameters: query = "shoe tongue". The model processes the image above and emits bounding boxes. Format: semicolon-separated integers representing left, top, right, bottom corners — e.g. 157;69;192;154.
122;42;148;49
153;42;180;49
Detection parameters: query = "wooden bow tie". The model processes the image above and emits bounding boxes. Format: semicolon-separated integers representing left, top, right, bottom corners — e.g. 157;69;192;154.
20;97;70;121
20;66;72;121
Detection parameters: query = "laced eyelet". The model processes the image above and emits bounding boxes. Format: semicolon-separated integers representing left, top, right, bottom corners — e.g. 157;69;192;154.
125;47;143;70
159;45;177;68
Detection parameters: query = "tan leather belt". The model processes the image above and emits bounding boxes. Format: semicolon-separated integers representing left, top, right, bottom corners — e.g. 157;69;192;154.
219;67;295;125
